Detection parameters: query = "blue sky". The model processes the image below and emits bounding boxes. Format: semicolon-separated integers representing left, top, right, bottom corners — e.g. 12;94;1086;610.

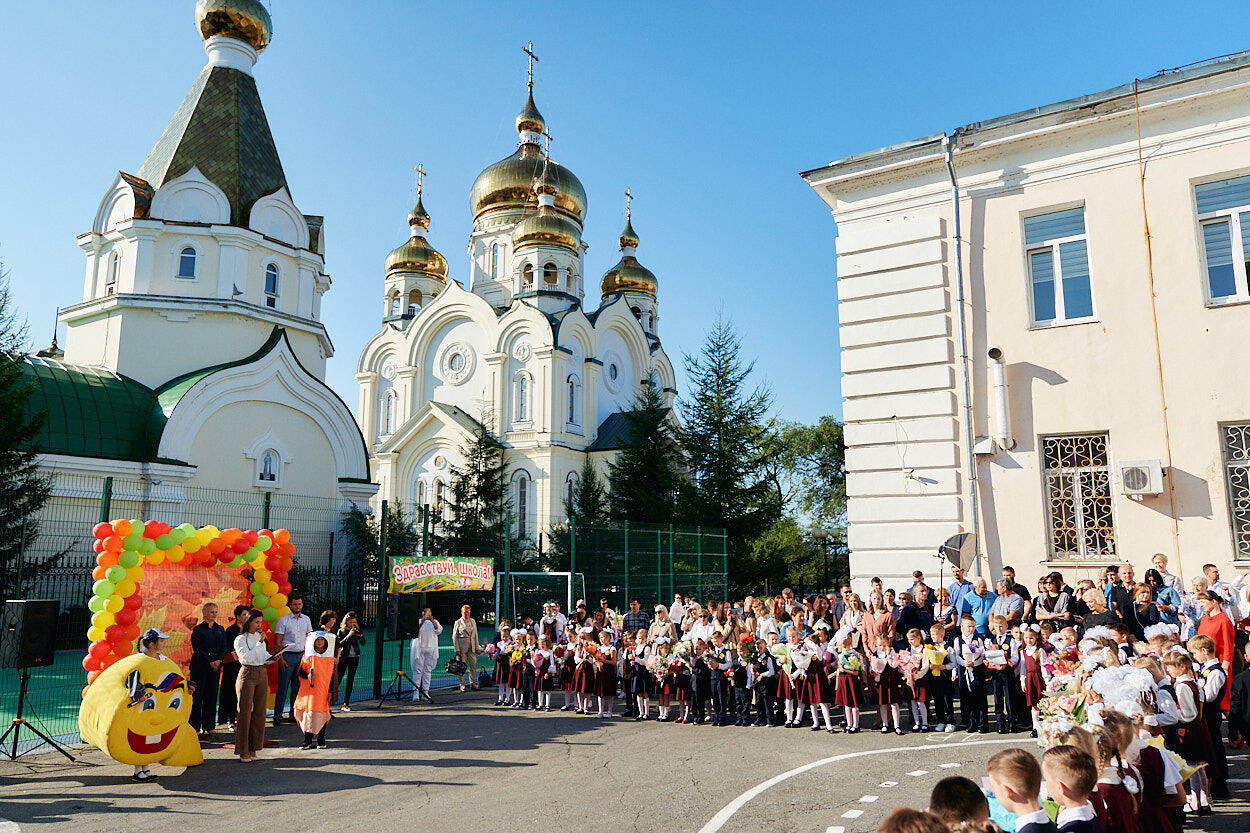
2;2;1247;426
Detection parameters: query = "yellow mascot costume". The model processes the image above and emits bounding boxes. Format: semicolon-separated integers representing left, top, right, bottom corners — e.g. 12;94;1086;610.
79;654;203;768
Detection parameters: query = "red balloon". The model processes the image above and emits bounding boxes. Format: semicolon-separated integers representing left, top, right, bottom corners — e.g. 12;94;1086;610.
92;522;113;540
244;529;259;546
122;624;141;642
272;569;288;582
104;625;125;644
114;609;136;627
278;581;292;595
264;556;280;571
92;539;106;554
124;594;143;610
88;640;112;660
112;640;134;658
82;654;101;671
218;550;233;564
142;521;160;539
232;537;251;554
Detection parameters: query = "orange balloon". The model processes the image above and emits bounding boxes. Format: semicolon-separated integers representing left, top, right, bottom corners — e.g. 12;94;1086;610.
102;535;124;553
274;529;291;544
220;528;241;544
96;551;119;568
111;519;132;537
208;538;227;555
92;565;108;581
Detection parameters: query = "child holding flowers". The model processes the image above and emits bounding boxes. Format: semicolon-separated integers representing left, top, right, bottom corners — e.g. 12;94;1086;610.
924;623;955;733
557;624;577;710
899;628;930;733
594;629;618;719
1020;625;1051;738
649;637;675;721
832;627;865;733
870;633;905;735
629;629;651;721
772;626;803;727
532;635;554;711
800;629;837;733
492;623;513;706
572;627;597;715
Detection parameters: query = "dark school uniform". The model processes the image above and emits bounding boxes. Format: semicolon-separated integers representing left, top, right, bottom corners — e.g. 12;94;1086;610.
952;634;988;730
707;646;732;725
985;633;1018;731
690;654;712;723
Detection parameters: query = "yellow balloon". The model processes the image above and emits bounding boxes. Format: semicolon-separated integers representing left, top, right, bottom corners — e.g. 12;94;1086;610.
195;528;214;546
167;547;185;563
275;606;291;618
87;625;107;642
115;579;137;598
261;581;279;597
91;610;115;629
126;566;144;583
203;525;221;539
181;536;201;553
253;569;271;583
104;596;124;613
270;593;287;608
147;549;167;565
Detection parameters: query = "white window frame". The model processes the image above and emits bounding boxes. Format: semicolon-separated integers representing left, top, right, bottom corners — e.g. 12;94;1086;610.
514;471;530;539
491;242;500;279
105;251;120;295
175;245;198;280
1023;208;1096;328
380;389;398;438
566;373;581;428
513;371;533;425
264;263;280;309
1197;206;1250;306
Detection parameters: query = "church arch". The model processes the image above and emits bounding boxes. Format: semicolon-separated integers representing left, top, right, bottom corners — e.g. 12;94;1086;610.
543;261;558;286
566;373;581;427
521;263;534;289
407;289;422;315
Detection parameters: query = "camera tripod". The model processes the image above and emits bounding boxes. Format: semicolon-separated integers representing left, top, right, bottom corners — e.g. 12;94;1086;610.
376;639;434;707
1;668;75;761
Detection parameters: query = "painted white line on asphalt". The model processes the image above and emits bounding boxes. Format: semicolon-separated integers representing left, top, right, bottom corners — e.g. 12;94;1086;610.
940;763;962;769
696;739;1018;833
859;795;879;802
879;780;898;787
1228;778;1250;783
825;827;845;833
0;819;20;833
841;810;864;819
907;769;929;776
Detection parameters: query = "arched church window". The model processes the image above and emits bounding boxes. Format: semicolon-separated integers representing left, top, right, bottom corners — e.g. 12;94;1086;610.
566;374;580;426
407;289;421;315
631;306;642;320
417;480;426;513
491;243;500;279
515;372;532;423
522;263;534;287
105;251;119;295
264;263;279;308
516;472;529;538
434;479;445;512
543;262;558;285
381;390;397;436
177;247;197;279
388;290;400;317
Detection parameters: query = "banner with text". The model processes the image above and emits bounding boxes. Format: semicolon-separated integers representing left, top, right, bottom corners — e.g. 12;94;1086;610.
388;555;496;593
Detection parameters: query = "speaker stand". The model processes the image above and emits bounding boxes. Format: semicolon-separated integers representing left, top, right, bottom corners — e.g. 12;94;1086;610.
1;668;76;761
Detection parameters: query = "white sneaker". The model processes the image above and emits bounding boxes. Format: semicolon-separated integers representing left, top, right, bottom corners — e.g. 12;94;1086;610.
944;724;956;733
933;723;945;732
411;691;419;702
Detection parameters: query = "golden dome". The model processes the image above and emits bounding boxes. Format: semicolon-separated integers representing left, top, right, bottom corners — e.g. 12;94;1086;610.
516;88;546;135
385;199;447;281
195;0;272;53
513;207;582;252
470;144;586;222
600;256;658;297
407;195;431;230
619;218;639;250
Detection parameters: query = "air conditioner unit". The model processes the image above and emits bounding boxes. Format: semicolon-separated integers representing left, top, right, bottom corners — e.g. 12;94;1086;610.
1119;459;1164;496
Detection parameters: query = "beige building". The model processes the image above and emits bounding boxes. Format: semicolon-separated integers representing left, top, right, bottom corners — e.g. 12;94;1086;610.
802;53;1250;591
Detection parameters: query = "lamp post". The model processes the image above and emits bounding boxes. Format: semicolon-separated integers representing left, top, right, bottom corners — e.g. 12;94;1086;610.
813;529;832;595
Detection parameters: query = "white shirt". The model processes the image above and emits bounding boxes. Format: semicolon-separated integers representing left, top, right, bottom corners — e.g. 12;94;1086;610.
275;612;312;654
235;632;271;666
668;600;684;625
684;622;715;643
417;618;442;651
1055;803;1097;827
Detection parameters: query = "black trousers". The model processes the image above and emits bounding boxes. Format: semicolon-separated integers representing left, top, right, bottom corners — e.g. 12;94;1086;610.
218;662;241;723
340;655;359;704
928;676;954;725
734;687;751;724
709;676;729;724
990;671;1015;730
752;680;775;725
189;661;219;732
1205;704;1229;791
691;676;709;721
959;675;988;728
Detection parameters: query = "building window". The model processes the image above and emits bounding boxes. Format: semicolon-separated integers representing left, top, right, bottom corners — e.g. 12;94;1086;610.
264;263;279;308
417;480;427;514
1024;207;1094;325
105;251;119;295
177;247;197;279
388;290;400;317
1196;174;1250;303
514;372;532;423
515;472;529;538
1042;433;1115;560
522;263;534;288
1222;424;1250;559
543;261;558;285
407;289;421;315
566;374;580;426
491;243;500;279
434;479;446;516
381;390;397;437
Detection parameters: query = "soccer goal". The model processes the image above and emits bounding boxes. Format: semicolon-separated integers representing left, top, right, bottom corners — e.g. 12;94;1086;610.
497;571;586;624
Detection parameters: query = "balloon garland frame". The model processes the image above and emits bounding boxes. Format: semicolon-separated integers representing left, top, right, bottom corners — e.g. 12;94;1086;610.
82;519;296;686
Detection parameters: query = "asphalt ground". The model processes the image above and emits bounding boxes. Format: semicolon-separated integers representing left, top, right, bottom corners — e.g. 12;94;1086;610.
0;691;1247;833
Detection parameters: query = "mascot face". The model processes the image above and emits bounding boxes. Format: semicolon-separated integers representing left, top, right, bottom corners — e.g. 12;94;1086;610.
79;654;203;767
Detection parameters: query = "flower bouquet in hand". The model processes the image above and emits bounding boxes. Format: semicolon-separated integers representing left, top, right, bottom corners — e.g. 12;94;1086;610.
789;648;813;683
894;649;921;687
483;642;498;658
673;640;693;660
738;633;758;663
646;654;672;683
838;650;862;675
509;646;527;666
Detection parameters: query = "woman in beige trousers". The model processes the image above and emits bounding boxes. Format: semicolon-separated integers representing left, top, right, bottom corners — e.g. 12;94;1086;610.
452;605;480;691
233;610;276;761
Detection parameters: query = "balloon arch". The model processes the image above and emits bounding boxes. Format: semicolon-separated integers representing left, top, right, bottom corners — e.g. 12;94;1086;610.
82;519;296;685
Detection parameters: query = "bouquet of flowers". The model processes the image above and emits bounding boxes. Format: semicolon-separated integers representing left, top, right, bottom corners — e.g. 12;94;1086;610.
552;645;566;662
894;649;921;685
922;644;947;677
1044;645;1080;678
673;640;693;660
483;642;498;658
530;651;547;671
646;654;672;682
509;646;527;666
737;634;758;663
838;650;862;675
789;648;813;683
869;655;887;677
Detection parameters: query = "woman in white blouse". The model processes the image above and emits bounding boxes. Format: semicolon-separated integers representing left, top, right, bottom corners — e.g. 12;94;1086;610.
234;610;277;761
410;608;443;697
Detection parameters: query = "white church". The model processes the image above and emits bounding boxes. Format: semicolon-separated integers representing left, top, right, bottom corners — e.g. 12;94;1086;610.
356;70;677;540
21;0;376;547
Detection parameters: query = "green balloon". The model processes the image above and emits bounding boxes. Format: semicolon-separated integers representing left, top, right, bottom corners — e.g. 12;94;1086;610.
228;556;244;568
250;581;263;595
123;533;144;550
88;595;106;613
155;534;174;550
262;607;278;622
138;539;156;556
256;536;272;551
93;579;116;597
118;550;140;569
105;565;126;583
252;594;269;608
169;528;186;545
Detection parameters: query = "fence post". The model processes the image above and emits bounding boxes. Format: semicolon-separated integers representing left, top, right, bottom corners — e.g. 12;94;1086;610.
656;529;662;607
372;499;388;700
668;524;675;603
421;504;429;557
15;520;27;592
696;526;703;601
623;520;630;606
721;529;728;599
569;516;577;614
326;531;335;576
262;491;271;530
503;511;511;624
98;476;113;523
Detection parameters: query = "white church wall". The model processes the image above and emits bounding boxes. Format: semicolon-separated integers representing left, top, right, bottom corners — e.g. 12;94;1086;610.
424;318;488;413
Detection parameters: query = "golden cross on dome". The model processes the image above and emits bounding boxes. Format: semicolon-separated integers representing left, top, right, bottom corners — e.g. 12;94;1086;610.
625;187;632;220
414;163;426;197
523;41;539;88
542;129;554;157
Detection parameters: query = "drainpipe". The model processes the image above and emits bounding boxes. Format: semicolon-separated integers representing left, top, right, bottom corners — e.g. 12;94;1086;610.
987;346;1015;451
942;134;982;577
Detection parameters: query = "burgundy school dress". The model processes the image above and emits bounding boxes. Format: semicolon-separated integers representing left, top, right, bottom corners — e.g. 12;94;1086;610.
904;647;927;702
534;653;553;692
872;653;901;705
506;649;527;689
777;662;798;700
572;649;597;695
1021;647;1046;709
595;648;619;697
800;653;836;705
834;665;863;708
665;661;690;701
1171;679;1214;765
1094;776;1143;833
1135;746;1177;833
493;644;510;685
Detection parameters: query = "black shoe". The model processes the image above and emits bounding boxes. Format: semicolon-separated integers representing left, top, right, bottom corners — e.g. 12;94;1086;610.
895;728;906;736
998;727;1010;735
299;740;314;749
132;770;157;782
633;715;644;721
980;726;992;734
317;741;327;749
1030;729;1038;738
848;727;860;734
495;700;503;706
272;716;281;728
965;724;979;733
811;724;821;731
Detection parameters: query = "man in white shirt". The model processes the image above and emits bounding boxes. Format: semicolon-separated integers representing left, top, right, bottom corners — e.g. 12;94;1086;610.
273;595;312;726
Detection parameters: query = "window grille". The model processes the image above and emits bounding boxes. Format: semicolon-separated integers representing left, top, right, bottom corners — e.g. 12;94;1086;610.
1042;433;1115;560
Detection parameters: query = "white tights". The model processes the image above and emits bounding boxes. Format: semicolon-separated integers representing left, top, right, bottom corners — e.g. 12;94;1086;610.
636;695;650;717
844;706;860;730
878;703;901;729
909;699;928;728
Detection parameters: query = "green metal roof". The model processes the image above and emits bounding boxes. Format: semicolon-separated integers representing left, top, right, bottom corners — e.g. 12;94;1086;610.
156;325;283;415
17;356;167;462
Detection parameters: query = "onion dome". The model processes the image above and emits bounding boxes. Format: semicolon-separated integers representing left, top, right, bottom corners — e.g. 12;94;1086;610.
513;158;582;253
470;89;586;223
601;216;657;297
385;196;448;281
195;0;272;53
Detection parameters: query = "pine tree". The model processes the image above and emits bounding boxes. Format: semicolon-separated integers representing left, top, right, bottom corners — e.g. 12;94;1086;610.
564;456;607;521
0;256;53;600
339;502;421;573
436;416;510;560
681;315;778;589
607;380;684;523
